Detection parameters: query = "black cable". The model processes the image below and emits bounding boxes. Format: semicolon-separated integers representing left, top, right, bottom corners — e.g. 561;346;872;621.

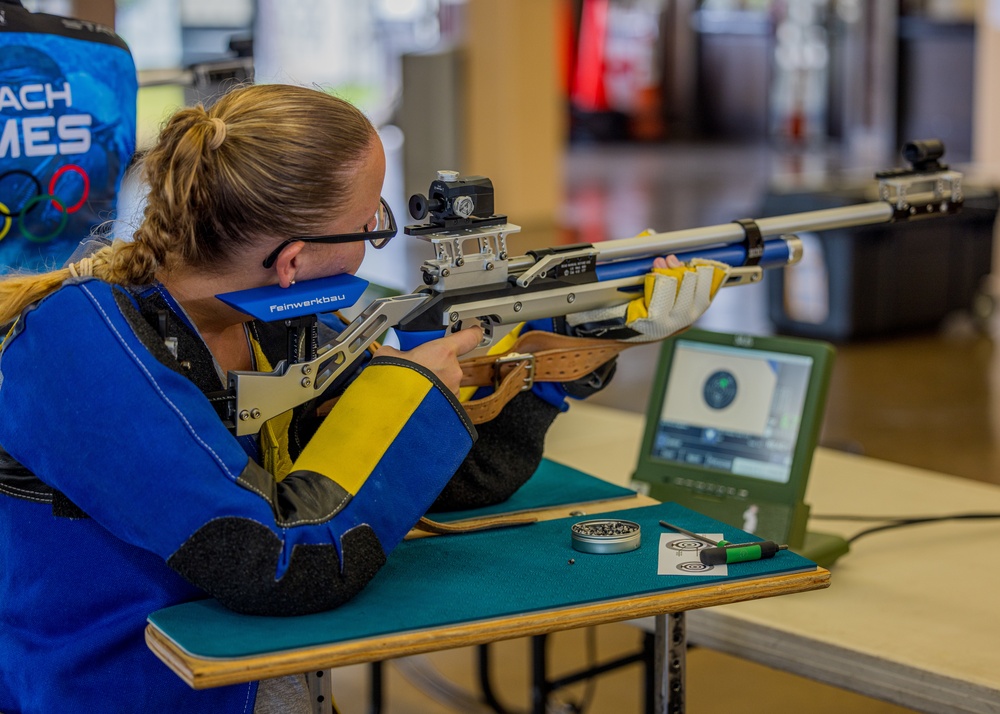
812;511;1000;521
810;512;1000;545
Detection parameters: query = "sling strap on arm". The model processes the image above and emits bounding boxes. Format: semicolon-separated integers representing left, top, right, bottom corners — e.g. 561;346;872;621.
459;330;632;424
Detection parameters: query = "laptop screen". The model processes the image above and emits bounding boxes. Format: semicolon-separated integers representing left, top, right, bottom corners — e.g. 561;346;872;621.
649;340;815;485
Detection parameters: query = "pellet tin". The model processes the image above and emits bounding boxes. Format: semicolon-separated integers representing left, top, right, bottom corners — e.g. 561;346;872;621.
570;519;641;554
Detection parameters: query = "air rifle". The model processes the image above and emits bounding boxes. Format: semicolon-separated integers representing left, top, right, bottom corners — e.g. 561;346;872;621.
218;140;963;436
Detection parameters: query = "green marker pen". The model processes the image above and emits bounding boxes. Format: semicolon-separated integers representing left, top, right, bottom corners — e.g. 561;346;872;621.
699;541;788;565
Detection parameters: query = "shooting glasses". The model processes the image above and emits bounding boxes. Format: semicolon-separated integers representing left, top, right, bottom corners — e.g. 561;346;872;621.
262;196;397;269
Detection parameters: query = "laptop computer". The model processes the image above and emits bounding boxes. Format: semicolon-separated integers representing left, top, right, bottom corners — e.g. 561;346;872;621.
631;328;849;567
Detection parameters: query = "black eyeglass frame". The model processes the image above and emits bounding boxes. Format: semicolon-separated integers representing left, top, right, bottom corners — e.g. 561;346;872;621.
261;197;397;269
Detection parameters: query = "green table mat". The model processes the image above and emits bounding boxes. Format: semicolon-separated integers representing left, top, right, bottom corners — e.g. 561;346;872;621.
429;458;638;523
148;502;817;660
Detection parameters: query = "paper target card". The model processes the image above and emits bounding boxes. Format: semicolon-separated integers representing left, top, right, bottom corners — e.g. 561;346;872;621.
657;532;728;577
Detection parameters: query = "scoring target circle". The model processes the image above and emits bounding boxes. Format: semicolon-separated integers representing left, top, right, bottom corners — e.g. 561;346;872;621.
703;370;738;409
666;538;704;552
677;561;714;573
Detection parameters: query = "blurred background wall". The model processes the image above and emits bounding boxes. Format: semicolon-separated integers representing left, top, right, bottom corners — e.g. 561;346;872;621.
41;0;999;221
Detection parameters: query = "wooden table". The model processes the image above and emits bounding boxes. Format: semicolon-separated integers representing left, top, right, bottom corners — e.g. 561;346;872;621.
545;402;1000;714
145;448;829;714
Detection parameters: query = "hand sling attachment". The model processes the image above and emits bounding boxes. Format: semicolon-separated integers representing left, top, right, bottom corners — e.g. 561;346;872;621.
458;330;634;424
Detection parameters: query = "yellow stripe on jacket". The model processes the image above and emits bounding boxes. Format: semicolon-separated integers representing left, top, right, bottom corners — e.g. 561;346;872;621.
289;362;434;496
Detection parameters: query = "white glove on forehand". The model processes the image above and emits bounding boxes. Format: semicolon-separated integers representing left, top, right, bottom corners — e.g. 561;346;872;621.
566;258;731;342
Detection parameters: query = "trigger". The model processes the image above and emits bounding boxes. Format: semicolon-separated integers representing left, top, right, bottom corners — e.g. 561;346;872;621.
477;318;494;347
450;317;495;348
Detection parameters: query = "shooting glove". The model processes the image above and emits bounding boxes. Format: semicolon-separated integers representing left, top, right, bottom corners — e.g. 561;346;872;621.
566;258;730;342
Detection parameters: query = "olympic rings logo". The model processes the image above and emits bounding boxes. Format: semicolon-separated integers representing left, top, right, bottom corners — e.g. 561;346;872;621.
0;165;91;243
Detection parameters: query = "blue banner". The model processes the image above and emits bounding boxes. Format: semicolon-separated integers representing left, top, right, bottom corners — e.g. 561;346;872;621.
0;5;136;273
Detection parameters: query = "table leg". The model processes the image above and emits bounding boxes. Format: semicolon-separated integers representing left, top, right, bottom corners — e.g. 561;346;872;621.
308;669;335;714
478;644;512;713
653;613;686;714
370;661;384;714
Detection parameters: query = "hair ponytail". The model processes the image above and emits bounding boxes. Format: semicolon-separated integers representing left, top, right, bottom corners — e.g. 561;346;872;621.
0;238;166;326
0;270;72;327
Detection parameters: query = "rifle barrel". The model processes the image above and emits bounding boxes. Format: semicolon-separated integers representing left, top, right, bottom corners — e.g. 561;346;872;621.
593;200;896;262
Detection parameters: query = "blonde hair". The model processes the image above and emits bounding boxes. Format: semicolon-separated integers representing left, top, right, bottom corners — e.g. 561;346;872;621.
0;84;376;326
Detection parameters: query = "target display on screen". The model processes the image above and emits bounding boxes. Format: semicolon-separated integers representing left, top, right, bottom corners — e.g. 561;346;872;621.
651;339;814;485
703;370;738;409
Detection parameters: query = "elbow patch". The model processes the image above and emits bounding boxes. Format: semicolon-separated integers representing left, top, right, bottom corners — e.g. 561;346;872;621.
167;518;386;616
